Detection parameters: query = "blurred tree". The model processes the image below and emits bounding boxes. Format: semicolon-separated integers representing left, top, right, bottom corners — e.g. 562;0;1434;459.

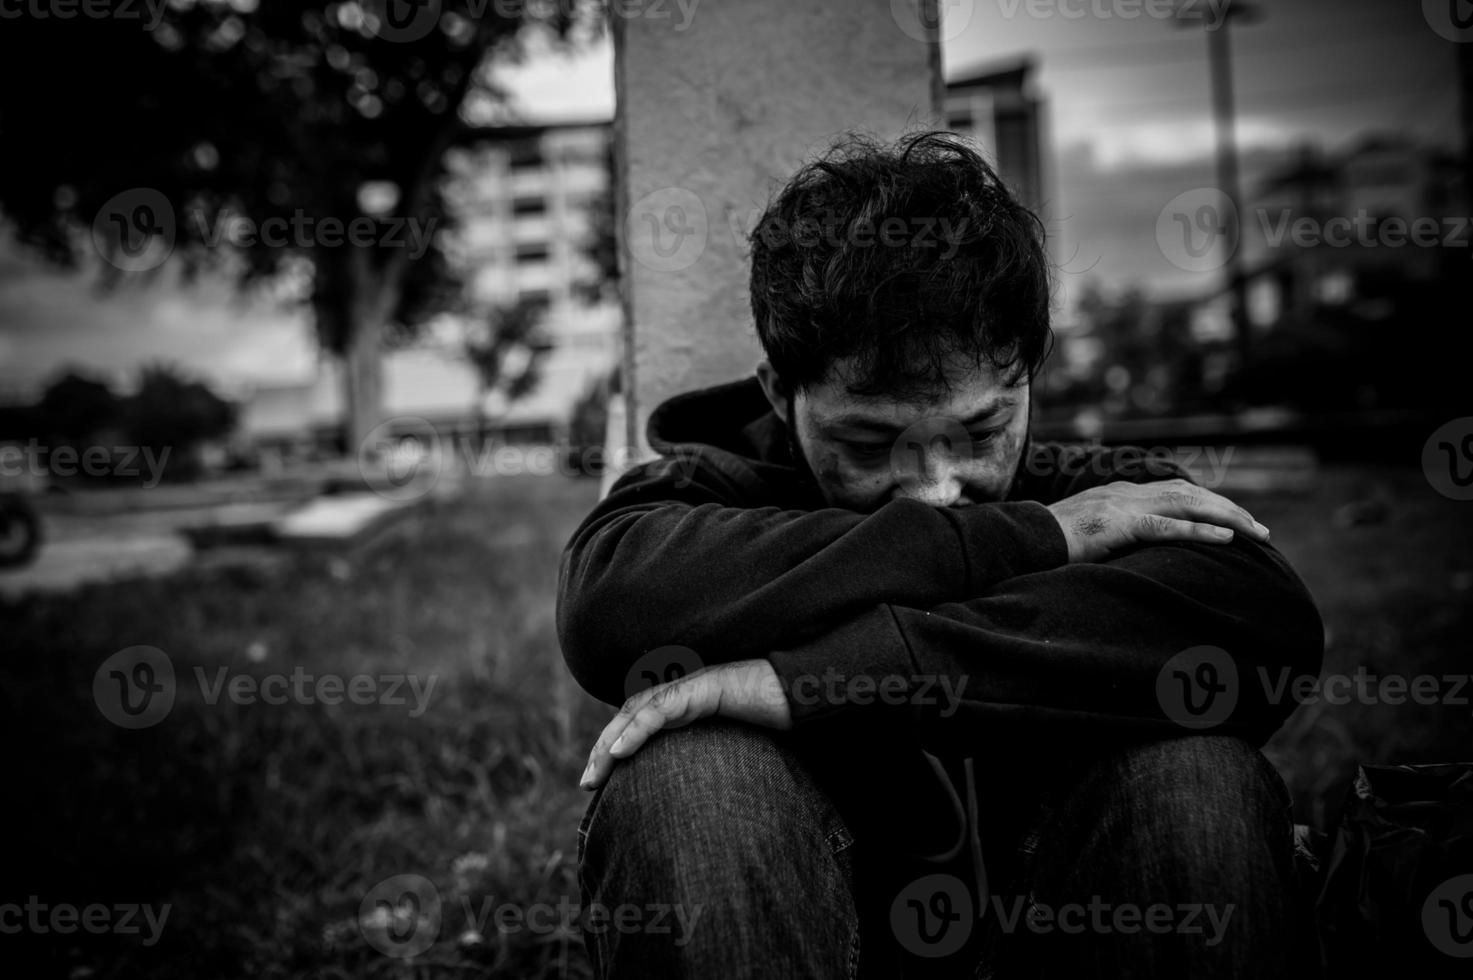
572;138;620;305
566;366;617;476
463;294;553;446
125;365;238;480
1071;281;1204;418
36;372;122;445
0;1;589;455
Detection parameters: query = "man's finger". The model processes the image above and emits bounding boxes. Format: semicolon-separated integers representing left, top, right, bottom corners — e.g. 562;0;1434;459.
581;688;657;790
1154;485;1269;541
1136;514;1236;546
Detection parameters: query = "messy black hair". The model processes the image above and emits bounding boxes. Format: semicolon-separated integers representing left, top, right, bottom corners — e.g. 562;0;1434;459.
749;131;1053;401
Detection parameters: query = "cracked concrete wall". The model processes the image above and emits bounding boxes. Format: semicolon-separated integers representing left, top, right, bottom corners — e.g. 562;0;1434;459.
607;0;943;487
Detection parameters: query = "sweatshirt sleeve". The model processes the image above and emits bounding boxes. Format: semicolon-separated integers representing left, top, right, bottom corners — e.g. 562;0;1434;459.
767;532;1325;748
556;453;1068;706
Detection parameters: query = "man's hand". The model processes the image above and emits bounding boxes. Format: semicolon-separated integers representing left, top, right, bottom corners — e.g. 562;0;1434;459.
579;659;791;791
1046;478;1270;564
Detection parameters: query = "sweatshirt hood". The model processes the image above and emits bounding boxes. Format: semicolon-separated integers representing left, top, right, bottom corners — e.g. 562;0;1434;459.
644;376;824;506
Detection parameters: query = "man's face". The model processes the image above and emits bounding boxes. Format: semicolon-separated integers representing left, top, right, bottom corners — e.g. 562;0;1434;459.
758;354;1031;512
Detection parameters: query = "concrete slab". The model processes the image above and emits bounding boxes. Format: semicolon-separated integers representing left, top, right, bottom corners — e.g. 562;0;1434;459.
0;532;191;599
271;493;420;550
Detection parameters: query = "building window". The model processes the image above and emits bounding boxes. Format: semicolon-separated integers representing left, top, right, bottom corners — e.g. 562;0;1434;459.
507;140;544;170
515;242;551;263
512;195;547;216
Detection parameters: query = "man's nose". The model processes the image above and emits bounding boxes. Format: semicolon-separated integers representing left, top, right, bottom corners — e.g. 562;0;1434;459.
893;447;966;507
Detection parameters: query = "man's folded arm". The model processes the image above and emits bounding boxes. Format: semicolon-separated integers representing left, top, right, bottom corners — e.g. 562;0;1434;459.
767;534;1324;748
556;457;1068;706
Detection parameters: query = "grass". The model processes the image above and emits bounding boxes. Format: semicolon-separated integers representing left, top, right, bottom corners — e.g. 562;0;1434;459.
3;463;1469;977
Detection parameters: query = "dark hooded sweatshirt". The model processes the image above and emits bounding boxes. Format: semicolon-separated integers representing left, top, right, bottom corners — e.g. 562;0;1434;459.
556;376;1324;872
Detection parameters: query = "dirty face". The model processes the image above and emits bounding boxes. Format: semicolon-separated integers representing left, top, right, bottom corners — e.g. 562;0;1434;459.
757;354;1031;513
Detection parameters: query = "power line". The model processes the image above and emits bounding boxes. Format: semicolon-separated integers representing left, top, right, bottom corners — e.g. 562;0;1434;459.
1039;24;1436;70
1074;70;1453;114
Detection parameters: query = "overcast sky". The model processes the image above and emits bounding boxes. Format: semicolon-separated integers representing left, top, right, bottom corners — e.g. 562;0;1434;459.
0;0;1460;394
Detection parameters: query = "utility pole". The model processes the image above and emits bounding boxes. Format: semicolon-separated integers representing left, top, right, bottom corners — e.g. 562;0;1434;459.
1177;1;1261;369
1461;38;1473;220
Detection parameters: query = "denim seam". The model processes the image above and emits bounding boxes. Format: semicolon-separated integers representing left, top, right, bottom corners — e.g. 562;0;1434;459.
826;826;855;855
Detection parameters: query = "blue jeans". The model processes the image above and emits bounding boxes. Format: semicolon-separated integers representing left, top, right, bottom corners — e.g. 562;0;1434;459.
576;721;1298;978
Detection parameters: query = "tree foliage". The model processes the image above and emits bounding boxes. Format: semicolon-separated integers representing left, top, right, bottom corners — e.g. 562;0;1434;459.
0;1;593;450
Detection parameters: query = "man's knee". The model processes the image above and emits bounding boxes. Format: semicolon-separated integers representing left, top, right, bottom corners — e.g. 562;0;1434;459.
1102;736;1288;833
576;722;859;977
579;721;845;892
1070;735;1294;882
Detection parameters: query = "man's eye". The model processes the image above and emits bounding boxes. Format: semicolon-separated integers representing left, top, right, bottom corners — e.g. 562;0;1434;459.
846;443;890;461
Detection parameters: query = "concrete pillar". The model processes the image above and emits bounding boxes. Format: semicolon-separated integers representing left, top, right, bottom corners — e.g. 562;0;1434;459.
605;0;945;494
